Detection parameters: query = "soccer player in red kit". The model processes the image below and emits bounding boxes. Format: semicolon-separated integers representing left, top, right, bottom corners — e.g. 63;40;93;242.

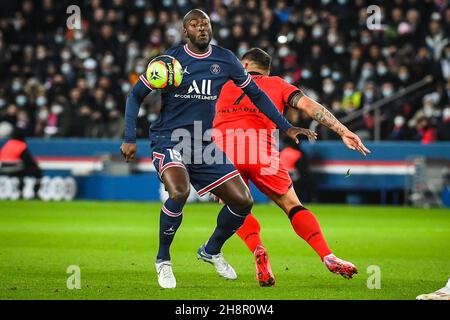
213;48;371;286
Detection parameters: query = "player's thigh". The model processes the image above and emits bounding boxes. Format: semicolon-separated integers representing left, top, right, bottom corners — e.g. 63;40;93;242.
161;166;190;200
151;148;190;201
211;175;253;208
269;187;303;215
189;161;251;207
247;160;293;204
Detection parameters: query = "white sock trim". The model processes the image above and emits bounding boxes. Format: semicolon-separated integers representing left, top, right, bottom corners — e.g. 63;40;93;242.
226;205;247;218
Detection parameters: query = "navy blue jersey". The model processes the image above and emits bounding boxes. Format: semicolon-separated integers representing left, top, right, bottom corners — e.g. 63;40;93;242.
123;43;292;143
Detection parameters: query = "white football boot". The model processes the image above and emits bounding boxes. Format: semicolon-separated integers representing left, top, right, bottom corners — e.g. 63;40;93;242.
155;260;176;289
197;244;237;280
416;279;450;300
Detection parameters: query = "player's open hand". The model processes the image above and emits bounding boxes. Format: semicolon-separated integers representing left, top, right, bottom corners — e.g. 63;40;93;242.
120;142;137;162
286;127;318;144
341;130;371;156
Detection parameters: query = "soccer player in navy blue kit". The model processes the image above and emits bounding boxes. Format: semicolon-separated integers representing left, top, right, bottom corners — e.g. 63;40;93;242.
120;9;308;289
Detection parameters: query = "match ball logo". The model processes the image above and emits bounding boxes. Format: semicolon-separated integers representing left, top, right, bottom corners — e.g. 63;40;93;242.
145;55;183;91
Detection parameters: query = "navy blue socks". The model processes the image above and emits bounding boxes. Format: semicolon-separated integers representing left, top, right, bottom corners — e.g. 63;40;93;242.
157;198;184;261
205;205;248;255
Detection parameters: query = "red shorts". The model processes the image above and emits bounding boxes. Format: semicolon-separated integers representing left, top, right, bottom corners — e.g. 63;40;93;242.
235;155;292;196
215;135;292;196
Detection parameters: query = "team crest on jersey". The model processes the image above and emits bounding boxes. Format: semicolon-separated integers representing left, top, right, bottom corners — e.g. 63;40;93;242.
210;64;221;74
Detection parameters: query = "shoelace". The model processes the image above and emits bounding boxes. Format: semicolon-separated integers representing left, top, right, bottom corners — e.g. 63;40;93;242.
160;264;173;278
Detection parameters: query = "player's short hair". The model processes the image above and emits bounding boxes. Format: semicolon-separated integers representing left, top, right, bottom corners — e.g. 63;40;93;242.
241;48;272;71
183;9;210;28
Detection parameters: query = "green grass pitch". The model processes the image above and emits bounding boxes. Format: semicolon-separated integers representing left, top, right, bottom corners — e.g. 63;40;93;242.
0;201;449;300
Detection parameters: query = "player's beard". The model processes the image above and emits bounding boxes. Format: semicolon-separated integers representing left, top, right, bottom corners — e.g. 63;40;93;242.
189;32;211;51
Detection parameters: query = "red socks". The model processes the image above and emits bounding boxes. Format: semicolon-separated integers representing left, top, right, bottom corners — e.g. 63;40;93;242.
236;213;263;254
237;207;332;261
289;206;332;260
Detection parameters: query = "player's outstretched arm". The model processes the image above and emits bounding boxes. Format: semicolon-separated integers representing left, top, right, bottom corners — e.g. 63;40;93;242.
120;79;152;162
242;80;314;143
292;94;371;156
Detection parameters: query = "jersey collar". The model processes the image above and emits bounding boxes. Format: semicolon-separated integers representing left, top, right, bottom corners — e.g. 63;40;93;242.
184;43;212;59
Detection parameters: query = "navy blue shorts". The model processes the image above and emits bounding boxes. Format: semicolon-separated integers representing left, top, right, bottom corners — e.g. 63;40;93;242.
150;137;240;197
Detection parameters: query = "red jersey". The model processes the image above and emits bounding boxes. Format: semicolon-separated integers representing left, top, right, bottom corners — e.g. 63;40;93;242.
213;73;300;143
212;73;301;196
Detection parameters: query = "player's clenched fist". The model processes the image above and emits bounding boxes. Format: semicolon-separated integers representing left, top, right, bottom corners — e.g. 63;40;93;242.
286;127;318;144
120;143;136;162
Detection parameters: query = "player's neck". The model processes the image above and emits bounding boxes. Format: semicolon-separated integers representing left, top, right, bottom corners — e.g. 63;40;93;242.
187;42;211;54
248;68;269;76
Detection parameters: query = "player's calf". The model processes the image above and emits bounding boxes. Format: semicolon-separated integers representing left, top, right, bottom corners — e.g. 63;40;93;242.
204;204;251;255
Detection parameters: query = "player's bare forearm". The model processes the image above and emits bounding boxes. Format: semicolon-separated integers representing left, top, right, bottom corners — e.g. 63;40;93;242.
291;94;370;156
294;95;348;137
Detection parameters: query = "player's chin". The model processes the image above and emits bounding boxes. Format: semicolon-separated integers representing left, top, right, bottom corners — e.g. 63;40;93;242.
196;37;210;47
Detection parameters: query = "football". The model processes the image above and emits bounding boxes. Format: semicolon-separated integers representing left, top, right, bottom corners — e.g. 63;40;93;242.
145;55;183;91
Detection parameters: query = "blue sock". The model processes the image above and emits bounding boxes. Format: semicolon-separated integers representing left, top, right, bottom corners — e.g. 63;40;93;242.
157;198;184;261
205;205;247;255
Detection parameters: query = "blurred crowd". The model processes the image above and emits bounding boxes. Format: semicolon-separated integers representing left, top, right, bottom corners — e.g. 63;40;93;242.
0;0;449;142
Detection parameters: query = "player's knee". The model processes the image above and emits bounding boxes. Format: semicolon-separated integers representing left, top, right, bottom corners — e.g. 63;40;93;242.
242;192;254;210
170;186;190;205
232;191;253;214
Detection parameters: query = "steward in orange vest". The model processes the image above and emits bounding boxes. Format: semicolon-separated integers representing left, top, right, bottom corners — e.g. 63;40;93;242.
0;130;41;178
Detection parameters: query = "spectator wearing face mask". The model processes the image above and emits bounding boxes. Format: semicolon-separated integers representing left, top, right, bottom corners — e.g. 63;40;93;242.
357;62;375;91
396;65;413;87
421;94;442;122
44;100;70;138
360;83;379;133
375;61;394;84
389;115;410;140
321;78;339;106
381;82;395;99
300;66;320;91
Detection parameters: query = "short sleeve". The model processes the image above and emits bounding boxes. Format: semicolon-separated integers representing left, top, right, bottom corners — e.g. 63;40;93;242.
227;50;252;89
278;77;301;105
